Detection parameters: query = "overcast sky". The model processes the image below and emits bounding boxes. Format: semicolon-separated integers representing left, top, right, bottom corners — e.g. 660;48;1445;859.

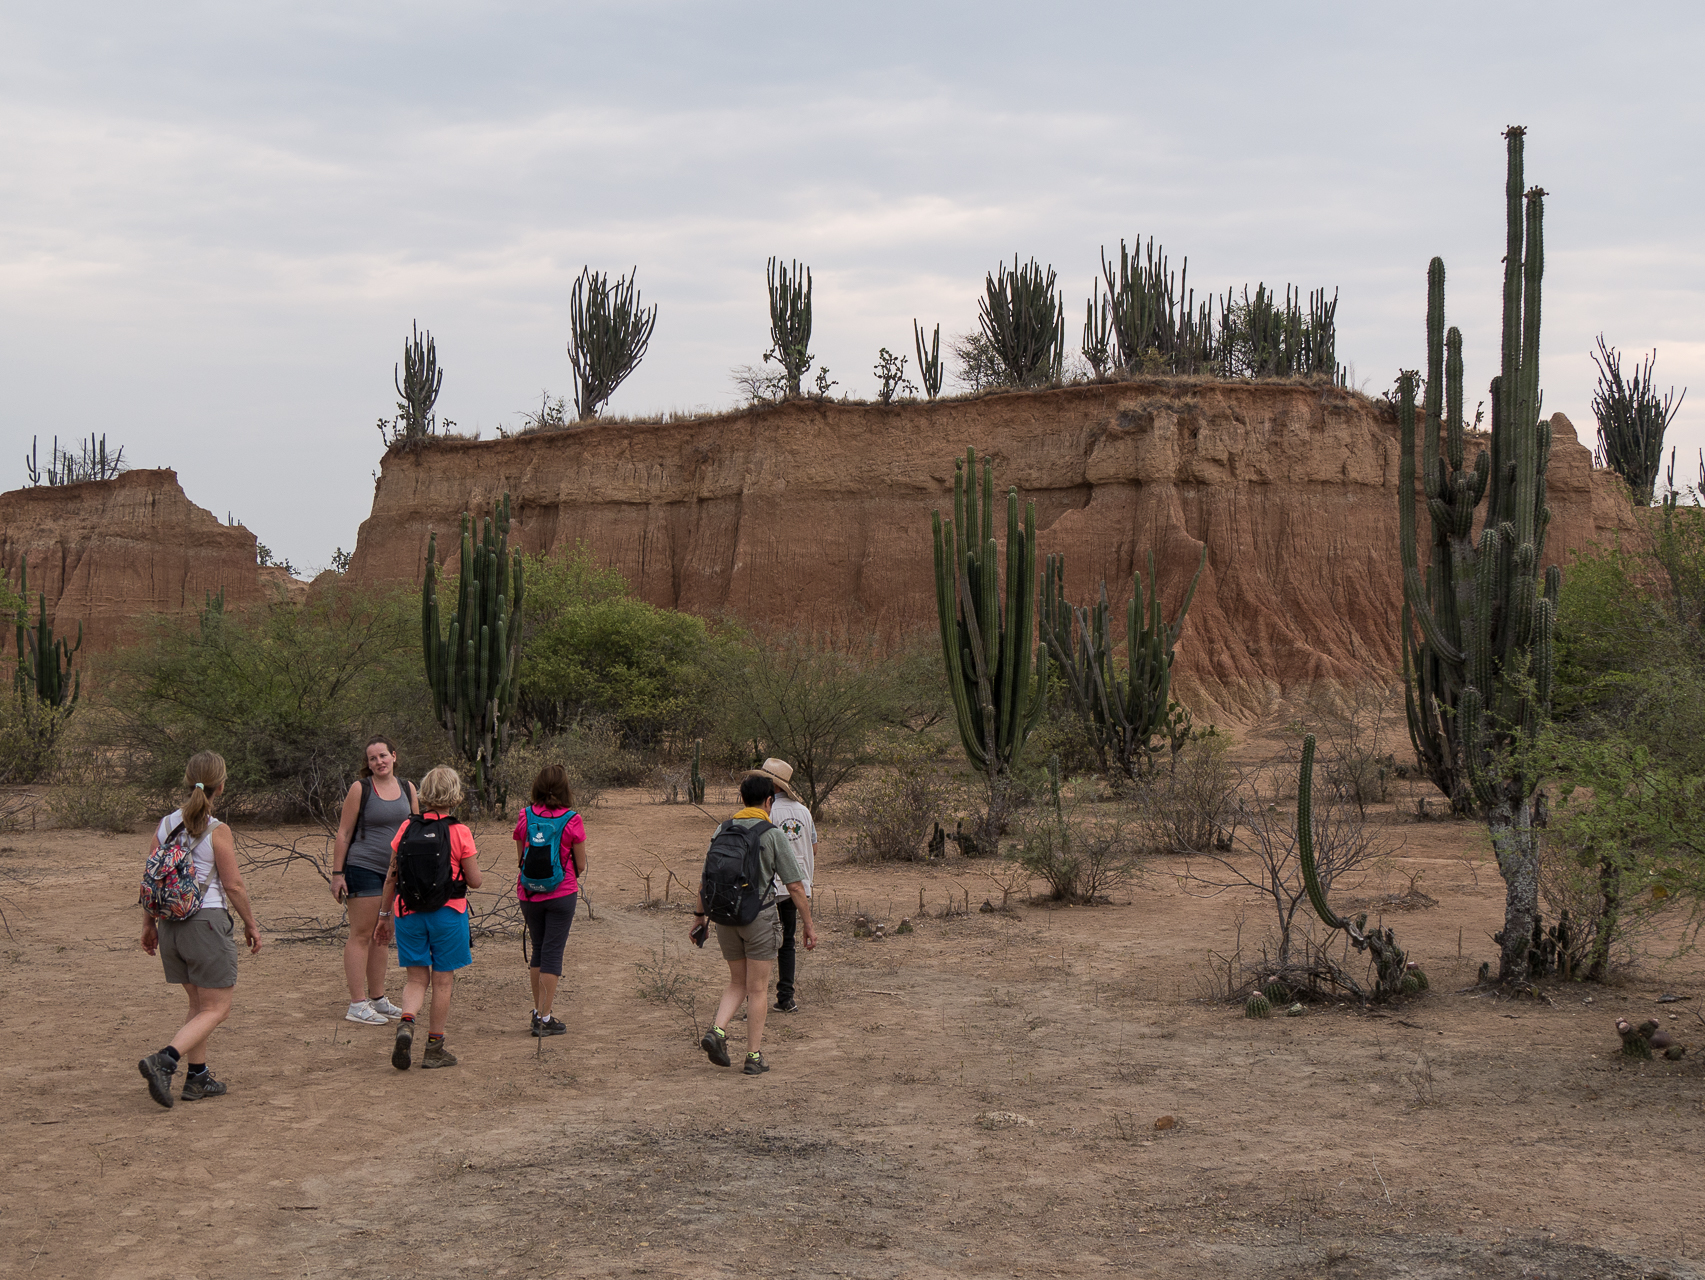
3;1;1700;573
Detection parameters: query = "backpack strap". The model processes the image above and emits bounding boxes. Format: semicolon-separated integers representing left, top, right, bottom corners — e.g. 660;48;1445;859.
352;776;373;844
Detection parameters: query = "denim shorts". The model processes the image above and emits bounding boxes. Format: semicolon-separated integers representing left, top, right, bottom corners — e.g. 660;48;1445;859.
343;864;387;898
394;905;473;972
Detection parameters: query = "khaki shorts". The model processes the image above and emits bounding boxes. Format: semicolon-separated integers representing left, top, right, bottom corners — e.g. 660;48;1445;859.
715;904;781;962
158;908;239;989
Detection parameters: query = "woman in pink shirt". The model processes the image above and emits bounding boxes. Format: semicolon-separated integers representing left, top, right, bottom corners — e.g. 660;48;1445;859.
513;764;587;1037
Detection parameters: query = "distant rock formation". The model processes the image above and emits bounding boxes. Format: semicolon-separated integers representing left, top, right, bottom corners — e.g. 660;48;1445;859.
344;381;1642;720
0;469;288;654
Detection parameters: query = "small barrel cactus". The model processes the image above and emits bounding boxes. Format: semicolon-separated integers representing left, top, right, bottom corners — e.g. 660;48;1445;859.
1400;973;1423;996
1263;979;1291;1004
1244;993;1272;1019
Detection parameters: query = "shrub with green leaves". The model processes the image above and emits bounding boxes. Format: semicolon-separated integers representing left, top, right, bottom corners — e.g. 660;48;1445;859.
522;594;725;749
714;631;946;818
0;696;64;784
105;584;438;824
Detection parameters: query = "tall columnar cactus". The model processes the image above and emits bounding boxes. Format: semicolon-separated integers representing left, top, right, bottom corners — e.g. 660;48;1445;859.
979;257;1064;387
931;447;1045;845
1399;126;1557;984
1081;288;1113;378
422;494;524;812
1298;735;1410;1000
1040;547;1206;782
688;739;706;805
913;320;943;401
567;266;659;421
765;258;813;397
11;563;80;713
394;321;443;443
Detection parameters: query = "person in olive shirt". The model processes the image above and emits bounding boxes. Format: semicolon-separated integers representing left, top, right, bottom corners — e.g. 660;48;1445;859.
693;773;817;1075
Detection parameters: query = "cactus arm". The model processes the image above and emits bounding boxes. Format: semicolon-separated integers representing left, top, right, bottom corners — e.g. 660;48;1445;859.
1398;371;1465;665
1297;735;1345;930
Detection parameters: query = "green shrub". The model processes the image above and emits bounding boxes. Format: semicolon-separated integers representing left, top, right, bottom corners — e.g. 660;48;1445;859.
523;594;725;748
0;696;64;784
714;631;945;818
104;584;439;824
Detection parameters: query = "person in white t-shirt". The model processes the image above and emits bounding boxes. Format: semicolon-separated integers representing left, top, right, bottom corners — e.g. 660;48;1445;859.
757;758;816;1014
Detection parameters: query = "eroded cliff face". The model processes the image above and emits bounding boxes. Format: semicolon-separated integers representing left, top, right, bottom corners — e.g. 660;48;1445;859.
346;382;1641;719
0;469;278;654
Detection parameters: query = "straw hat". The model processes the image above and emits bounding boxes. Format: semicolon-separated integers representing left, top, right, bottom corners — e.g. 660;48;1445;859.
748;757;802;803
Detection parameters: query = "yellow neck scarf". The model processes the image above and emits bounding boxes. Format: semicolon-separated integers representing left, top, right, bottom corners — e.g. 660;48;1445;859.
732;806;769;821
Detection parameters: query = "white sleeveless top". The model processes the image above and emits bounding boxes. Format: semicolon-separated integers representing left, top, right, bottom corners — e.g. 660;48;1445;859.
156;808;226;909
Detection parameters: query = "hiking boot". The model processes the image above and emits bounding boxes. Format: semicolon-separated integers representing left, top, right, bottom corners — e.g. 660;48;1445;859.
772;997;799;1014
421;1040;458;1068
368;996;404;1020
392;1020;414;1070
533;1015;567;1037
346;1001;389;1026
742;1051;770;1076
138;1052;177;1108
700;1025;731;1067
181;1071;227;1101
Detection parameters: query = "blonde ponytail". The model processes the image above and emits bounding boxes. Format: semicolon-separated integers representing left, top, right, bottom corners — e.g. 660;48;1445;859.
180;751;228;839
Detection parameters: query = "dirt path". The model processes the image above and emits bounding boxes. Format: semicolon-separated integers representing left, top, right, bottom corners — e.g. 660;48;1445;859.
2;782;1702;1279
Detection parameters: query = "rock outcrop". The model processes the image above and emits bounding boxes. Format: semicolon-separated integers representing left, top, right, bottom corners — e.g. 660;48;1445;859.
0;469;283;655
345;381;1642;719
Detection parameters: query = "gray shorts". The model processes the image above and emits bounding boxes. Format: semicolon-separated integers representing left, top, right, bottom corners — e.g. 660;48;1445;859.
715;904;781;962
158;908;239;989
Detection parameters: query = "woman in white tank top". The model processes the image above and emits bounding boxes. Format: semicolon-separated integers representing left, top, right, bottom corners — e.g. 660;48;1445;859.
137;752;263;1108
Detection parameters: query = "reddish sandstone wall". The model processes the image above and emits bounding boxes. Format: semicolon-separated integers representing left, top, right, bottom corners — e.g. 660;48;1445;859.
344;382;1641;720
0;469;276;655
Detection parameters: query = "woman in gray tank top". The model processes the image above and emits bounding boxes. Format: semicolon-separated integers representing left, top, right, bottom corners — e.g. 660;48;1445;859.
331;737;418;1025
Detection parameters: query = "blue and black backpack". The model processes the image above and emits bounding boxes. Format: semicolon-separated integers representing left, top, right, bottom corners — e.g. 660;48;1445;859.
520;807;578;894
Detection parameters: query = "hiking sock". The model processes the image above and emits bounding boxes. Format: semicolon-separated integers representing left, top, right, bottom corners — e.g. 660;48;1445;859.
187;1063;208;1078
400;1013;415;1023
161;1045;181;1064
427;1033;444;1044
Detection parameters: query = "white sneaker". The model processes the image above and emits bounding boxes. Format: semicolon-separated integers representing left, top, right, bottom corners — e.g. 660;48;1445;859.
345;1001;389;1025
367;996;404;1020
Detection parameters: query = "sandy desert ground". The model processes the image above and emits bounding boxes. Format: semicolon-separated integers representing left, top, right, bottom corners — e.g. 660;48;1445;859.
2;763;1703;1280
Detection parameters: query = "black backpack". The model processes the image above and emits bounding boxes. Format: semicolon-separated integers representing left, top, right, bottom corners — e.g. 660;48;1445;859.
699;819;775;926
395;814;467;913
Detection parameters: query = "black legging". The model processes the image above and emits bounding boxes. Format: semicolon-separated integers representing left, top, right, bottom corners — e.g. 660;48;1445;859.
519;892;578;976
776;896;799;1003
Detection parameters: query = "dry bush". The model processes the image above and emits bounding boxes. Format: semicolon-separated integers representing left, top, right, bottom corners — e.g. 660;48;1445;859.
1286;684;1404;817
496;718;640;814
1142;732;1237;852
1010;800;1140;904
47;747;141;833
1182;743;1391;992
844;766;956;862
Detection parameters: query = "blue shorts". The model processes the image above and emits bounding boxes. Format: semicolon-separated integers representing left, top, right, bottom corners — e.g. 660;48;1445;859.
394;906;473;972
